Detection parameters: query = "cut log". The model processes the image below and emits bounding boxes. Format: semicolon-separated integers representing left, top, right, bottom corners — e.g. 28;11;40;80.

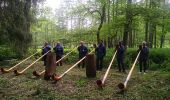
44;52;56;80
86;54;96;78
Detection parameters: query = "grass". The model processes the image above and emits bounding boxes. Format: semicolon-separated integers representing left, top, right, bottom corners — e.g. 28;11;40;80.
0;59;170;100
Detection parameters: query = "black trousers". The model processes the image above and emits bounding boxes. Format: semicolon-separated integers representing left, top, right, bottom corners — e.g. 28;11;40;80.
96;57;104;70
78;56;86;68
117;58;125;72
43;56;47;66
56;55;62;66
139;59;147;72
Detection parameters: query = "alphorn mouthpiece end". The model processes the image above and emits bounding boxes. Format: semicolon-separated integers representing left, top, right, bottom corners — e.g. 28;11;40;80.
52;74;61;81
0;68;8;73
118;83;125;90
33;71;41;77
96;80;103;88
14;70;21;76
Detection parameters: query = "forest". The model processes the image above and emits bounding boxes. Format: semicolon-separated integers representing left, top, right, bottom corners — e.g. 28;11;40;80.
0;0;170;100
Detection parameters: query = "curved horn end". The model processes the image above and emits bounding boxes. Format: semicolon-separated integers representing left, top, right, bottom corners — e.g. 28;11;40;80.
33;71;41;77
52;74;61;81
14;70;21;76
96;80;103;88
118;83;125;90
1;68;8;73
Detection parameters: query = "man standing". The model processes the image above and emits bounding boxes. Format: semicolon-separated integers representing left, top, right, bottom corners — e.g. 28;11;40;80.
78;41;88;68
96;40;106;71
138;41;149;74
54;42;64;66
116;41;125;73
42;42;51;66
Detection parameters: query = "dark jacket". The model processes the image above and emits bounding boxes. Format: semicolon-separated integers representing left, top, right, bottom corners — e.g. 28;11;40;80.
96;43;106;58
54;45;64;57
139;46;149;61
42;45;51;55
78;45;88;58
116;45;125;60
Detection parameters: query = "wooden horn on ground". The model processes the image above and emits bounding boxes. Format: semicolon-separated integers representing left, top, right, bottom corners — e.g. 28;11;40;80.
96;51;117;88
33;46;78;77
52;49;95;81
118;51;141;90
1;51;40;73
14;50;51;76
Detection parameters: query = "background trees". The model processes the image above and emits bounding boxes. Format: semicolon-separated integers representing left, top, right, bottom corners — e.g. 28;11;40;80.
0;0;45;56
0;0;170;57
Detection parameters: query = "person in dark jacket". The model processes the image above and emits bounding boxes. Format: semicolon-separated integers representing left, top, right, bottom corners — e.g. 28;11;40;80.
96;40;106;71
116;41;125;72
78;41;88;68
54;42;64;66
138;41;149;73
42;42;52;66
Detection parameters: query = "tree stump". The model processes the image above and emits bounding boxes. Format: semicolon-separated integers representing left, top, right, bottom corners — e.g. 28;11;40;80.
86;54;96;78
44;52;56;80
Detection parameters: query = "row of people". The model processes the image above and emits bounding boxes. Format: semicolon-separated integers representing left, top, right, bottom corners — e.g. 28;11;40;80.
42;42;63;66
41;41;149;73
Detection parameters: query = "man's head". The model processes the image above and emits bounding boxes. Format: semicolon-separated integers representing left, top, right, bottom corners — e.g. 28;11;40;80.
57;42;60;46
142;41;146;46
139;45;142;50
99;40;103;44
44;42;48;46
118;41;123;46
93;43;97;48
80;41;84;46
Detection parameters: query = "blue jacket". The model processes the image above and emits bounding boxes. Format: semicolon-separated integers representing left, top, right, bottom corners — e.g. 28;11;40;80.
96;43;106;58
116;45;125;60
42;45;51;55
54;45;64;57
78;45;88;58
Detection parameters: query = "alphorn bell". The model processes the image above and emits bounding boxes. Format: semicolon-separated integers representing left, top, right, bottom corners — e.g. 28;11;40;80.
33;46;78;77
96;51;117;88
14;50;51;76
1;51;40;73
52;49;95;81
118;51;141;90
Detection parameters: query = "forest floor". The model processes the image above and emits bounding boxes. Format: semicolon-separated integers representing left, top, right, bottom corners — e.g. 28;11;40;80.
0;59;170;100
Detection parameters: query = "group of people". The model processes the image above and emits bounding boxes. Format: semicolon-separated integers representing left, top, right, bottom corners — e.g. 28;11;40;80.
42;42;64;66
77;40;106;71
42;40;149;73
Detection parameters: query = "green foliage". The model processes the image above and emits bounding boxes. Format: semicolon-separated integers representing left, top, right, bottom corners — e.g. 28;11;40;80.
0;0;44;56
0;78;9;89
103;48;170;71
75;79;87;87
33;87;56;100
0;45;19;61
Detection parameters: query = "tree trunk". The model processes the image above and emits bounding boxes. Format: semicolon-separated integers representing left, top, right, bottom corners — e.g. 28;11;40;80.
97;4;106;44
149;23;153;48
145;21;149;43
154;25;156;48
123;0;132;48
160;25;165;48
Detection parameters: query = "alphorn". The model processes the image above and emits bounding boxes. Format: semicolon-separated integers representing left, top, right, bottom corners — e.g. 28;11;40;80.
118;51;141;90
14;50;51;76
1;50;41;73
96;50;117;88
52;49;95;81
33;46;78;77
